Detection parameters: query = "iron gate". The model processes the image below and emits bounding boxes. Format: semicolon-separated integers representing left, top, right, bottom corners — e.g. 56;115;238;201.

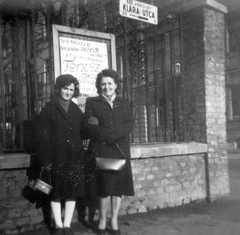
0;0;185;151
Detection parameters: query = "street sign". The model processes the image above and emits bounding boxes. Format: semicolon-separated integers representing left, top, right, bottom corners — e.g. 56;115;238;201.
119;0;158;25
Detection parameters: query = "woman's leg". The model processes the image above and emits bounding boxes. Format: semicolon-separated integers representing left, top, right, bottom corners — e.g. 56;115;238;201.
98;196;110;230
63;199;76;228
51;200;63;228
88;205;97;224
111;196;122;230
41;201;52;229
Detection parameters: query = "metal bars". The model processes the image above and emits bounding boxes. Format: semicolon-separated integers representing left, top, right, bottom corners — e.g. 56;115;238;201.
0;15;6;149
0;0;185;150
112;9;184;144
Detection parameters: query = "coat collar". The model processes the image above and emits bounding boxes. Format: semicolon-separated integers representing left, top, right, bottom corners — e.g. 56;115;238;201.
52;98;76;126
95;95;124;103
94;95;124;109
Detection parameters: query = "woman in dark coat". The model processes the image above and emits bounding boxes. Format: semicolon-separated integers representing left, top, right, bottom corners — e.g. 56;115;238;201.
82;69;134;235
37;74;85;235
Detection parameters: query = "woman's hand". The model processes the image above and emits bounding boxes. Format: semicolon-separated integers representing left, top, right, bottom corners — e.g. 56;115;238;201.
88;116;99;126
106;131;119;144
41;164;52;172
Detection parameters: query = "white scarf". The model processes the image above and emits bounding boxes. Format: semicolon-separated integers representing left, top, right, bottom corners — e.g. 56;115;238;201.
102;93;116;109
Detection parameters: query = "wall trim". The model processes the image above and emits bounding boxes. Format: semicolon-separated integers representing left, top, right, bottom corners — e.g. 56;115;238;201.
175;0;227;14
130;142;208;159
0;153;30;169
0;142;208;169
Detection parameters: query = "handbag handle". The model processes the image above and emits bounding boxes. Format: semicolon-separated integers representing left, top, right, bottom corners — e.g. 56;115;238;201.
39;170;52;185
95;142;126;159
115;143;126;159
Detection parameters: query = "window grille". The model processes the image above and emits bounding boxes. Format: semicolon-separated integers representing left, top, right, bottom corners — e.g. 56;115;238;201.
0;0;187;151
109;5;185;144
37;71;52;111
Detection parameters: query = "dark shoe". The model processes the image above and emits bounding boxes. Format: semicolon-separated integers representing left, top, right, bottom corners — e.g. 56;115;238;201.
63;227;73;235
98;228;107;235
52;228;64;235
44;218;54;231
111;229;121;235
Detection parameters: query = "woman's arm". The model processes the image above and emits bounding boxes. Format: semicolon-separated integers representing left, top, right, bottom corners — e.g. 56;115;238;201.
82;98;118;143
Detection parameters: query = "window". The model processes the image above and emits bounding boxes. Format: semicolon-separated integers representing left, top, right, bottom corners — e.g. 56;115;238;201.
114;15;184;144
229;86;240;120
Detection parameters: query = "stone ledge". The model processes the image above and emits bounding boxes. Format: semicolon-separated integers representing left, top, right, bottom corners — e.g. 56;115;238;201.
0;142;208;169
130;142;208;159
175;0;227;13
0;153;31;170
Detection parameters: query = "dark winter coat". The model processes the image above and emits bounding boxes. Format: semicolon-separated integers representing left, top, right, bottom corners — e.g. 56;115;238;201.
82;95;134;197
37;98;85;200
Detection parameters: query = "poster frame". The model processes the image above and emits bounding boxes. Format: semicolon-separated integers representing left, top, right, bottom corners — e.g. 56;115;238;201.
52;24;117;79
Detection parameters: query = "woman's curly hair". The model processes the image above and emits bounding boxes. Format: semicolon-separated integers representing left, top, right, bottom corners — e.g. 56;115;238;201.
95;69;122;95
54;74;80;98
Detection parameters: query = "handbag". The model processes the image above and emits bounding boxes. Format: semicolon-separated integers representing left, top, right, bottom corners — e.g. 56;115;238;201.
95;143;126;171
22;184;37;204
33;170;53;195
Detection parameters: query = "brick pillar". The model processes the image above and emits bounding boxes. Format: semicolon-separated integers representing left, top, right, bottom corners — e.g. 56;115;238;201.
181;2;229;199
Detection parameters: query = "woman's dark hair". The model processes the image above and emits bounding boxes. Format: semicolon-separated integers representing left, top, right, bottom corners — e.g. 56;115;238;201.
95;69;122;95
54;74;80;98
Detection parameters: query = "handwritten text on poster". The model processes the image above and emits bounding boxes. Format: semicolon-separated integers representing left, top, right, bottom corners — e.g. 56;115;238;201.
59;37;109;110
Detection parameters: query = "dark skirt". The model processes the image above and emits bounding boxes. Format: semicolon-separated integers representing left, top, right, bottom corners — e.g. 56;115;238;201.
86;142;135;198
84;153;99;209
50;160;85;200
97;159;134;197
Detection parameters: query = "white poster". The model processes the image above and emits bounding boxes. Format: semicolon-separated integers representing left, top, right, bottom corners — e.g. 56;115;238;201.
59;36;109;111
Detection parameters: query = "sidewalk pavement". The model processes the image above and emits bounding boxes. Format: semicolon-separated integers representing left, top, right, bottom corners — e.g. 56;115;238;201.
20;159;240;235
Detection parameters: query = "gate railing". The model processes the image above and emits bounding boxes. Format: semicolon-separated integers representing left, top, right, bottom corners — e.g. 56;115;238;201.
0;0;186;151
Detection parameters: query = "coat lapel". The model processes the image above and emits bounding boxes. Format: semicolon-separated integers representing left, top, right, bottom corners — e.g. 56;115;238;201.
113;96;123;109
97;95;124;110
54;99;76;127
67;102;81;127
97;95;112;109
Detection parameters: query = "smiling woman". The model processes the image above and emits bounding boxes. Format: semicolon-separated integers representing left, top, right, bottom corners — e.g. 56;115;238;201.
60;83;75;101
100;76;117;98
37;74;85;235
82;69;134;235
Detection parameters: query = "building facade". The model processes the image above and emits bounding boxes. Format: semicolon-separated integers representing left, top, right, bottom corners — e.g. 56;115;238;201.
0;0;237;233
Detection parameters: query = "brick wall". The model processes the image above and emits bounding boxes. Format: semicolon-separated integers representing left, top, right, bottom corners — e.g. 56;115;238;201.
182;5;229;199
0;168;44;234
0;144;208;234
121;153;206;215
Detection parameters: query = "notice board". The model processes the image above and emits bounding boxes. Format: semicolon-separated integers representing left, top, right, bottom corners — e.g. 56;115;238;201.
52;24;116;111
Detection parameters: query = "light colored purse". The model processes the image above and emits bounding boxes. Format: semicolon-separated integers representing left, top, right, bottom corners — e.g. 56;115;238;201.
33;171;53;195
95;143;126;171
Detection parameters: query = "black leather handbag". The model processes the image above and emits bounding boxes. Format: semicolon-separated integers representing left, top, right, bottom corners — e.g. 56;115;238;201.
22;184;37;204
95;143;126;171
